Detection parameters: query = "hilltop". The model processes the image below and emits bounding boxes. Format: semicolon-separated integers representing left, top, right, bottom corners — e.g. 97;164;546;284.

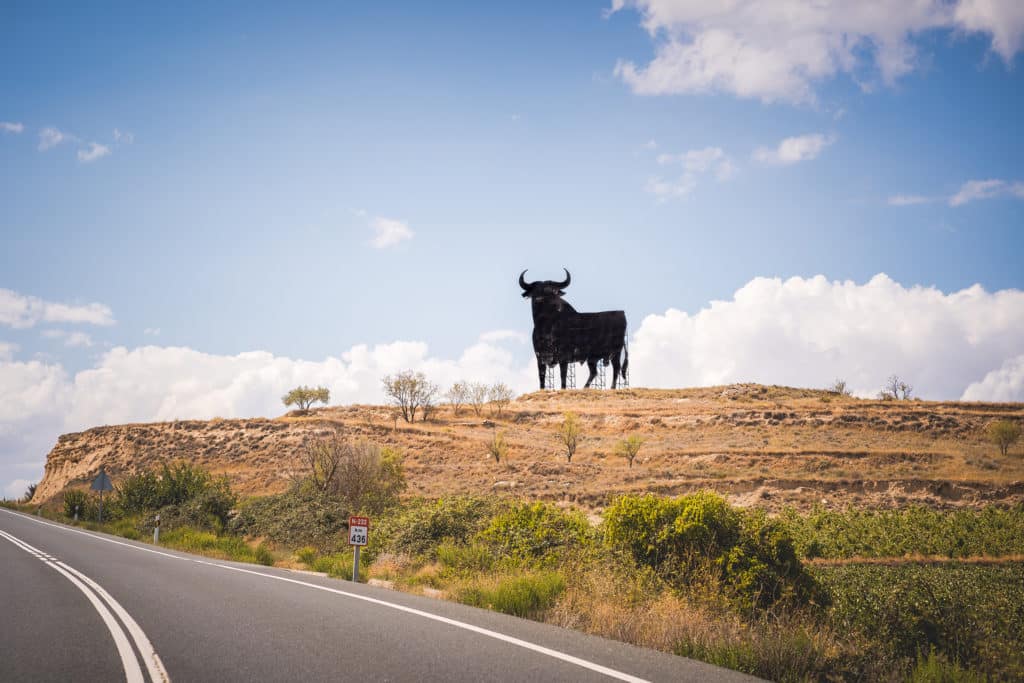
33;384;1024;512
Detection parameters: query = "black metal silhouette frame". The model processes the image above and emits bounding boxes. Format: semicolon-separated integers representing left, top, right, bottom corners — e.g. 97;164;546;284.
519;269;628;390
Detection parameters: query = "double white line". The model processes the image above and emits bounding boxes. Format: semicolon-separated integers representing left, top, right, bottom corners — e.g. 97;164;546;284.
0;529;169;683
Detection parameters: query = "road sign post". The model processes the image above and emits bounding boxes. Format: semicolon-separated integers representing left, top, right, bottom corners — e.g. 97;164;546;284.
91;467;114;523
348;516;369;582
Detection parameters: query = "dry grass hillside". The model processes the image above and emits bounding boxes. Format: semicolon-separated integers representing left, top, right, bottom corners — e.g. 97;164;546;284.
34;384;1024;513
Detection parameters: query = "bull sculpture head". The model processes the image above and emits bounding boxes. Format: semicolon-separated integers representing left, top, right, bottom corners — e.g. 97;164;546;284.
519;268;571;301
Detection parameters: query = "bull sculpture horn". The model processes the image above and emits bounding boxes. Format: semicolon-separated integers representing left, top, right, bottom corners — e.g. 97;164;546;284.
553;268;571;289
519;270;532;290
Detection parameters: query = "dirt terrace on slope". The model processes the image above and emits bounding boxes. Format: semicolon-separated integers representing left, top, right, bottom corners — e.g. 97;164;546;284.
34;384;1024;513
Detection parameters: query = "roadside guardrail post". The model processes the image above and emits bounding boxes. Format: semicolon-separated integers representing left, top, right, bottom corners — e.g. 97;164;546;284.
153;514;160;544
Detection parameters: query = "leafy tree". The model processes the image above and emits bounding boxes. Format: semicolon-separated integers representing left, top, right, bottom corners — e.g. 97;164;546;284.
827;379;852;396
282;385;330;411
557;412;581;463
879;375;913;400
987;420;1021;456
382;371;438;423
488;430;508;464
334;441;406;514
488;382;515;417
614;434;644;468
445;381;469;415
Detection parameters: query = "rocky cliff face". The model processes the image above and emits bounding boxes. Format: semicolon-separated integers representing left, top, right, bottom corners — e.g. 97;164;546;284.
33;386;1024;512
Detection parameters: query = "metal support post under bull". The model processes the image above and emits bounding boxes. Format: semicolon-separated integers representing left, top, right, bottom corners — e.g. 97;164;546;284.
352;546;360;583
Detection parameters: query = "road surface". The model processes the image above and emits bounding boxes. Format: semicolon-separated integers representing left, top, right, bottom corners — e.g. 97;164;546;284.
0;508;760;682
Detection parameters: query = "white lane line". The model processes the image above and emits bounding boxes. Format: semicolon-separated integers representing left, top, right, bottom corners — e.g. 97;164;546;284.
55;560;170;683
0;510;183;560
1;509;648;682
0;526;169;683
0;529;146;683
199;560;651;683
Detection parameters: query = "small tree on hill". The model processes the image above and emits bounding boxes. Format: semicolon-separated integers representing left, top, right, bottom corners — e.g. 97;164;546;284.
879;375;913;401
382;370;438;423
282;385;330;411
468;382;490;416
615;435;645;468
987;420;1021;456
488;383;514;417
488;430;509;464
826;379;852;397
557;412;581;463
22;482;37;503
446;381;469;415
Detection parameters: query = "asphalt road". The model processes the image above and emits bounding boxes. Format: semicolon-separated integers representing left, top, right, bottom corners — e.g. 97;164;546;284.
0;508;761;682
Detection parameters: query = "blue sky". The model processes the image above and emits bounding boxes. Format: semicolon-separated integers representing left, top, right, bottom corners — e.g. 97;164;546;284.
2;1;1024;497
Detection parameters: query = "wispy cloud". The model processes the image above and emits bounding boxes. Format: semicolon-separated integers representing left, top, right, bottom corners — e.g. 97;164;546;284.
647;145;735;200
888;194;935;206
949;179;1024;207
369;216;414;249
38;127;69;151
752;133;835;165
0;289;115;329
113;128;135;144
77;142;111;163
144;327;161;337
41;329;94;347
1;122;24;134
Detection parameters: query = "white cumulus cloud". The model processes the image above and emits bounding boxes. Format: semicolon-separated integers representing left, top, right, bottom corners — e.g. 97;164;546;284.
0;289;115;329
629;274;1024;400
961;354;1024;402
753;133;834;165
611;0;1024;103
78;142;111;163
1;122;24;134
369;217;414;249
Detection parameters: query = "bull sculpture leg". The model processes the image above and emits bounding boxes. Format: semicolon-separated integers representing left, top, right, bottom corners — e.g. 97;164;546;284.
610;352;621;389
559;361;569;389
584;359;598;388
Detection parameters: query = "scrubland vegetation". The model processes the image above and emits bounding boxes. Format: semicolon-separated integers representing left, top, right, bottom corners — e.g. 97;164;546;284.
13;455;1020;682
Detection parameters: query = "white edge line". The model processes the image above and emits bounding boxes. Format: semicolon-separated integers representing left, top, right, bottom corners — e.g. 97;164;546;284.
1;509;649;683
0;529;145;683
200;560;650;683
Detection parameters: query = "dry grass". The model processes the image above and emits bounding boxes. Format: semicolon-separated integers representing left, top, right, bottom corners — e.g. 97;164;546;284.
34;384;1024;513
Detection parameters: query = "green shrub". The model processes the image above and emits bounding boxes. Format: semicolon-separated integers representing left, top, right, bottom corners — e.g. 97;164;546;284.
457;572;566;619
311;551;366;580
435;541;496;573
476;501;595;567
778;504;1024;559
907;650;987;683
230;487;350;549
296;546;318;566
117;471;162;513
817;563;1024;680
160;527;274;566
368;496;500;559
62;489;93;519
604;492;824;610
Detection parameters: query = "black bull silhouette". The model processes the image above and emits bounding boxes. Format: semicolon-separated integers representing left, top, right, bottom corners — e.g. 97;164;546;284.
519;269;628;389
